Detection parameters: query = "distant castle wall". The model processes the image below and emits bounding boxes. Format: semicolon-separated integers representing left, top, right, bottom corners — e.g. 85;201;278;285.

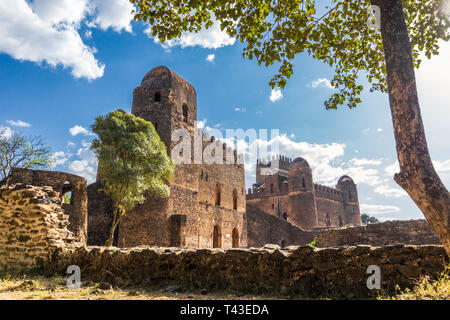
316;220;441;247
247;157;361;231
246;204;316;247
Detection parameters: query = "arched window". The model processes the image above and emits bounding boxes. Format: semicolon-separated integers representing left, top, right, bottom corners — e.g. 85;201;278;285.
270;183;274;193
280;239;287;248
62;181;72;204
338;215;343;227
232;189;238;210
215;183;221;206
232;228;239;248
154;91;161;102
182;104;188;123
282;212;288;220
302;178;306;188
153;123;158;133
213;225;222;248
272;203;275;210
326;214;331;226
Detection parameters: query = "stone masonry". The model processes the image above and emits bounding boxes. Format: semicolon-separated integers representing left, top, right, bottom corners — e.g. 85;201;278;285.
247;157;362;231
0;184;76;270
88;66;247;249
47;244;448;298
316;219;441;247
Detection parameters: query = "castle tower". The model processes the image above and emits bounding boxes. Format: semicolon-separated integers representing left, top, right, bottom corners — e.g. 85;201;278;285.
336;175;362;226
287;157;318;230
131;66;197;152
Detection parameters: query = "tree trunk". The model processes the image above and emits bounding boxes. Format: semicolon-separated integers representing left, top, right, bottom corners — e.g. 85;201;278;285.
106;209;120;247
372;0;450;257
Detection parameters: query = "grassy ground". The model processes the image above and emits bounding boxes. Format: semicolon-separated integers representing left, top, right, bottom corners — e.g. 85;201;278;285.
0;274;284;300
1;267;448;300
384;265;450;300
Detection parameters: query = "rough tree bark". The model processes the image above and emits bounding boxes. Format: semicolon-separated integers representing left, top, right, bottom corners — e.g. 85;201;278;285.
372;0;450;256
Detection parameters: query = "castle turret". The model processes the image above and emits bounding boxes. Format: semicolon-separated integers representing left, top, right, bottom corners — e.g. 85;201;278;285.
336;175;362;226
287;157;318;230
131;66;197;152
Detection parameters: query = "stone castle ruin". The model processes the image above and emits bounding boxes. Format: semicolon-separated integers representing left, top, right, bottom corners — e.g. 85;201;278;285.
0;66;445;296
247;156;362;231
2;66;440;251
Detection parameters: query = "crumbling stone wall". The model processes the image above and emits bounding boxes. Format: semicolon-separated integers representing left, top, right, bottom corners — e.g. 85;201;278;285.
47;244;448;298
316;220;441;247
246;204;316;247
8;168;88;244
0;184;76;269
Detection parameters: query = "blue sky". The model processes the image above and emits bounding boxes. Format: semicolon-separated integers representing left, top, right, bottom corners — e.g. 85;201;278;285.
1;0;449;221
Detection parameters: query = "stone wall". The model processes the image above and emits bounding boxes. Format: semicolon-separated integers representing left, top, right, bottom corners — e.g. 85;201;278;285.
8;168;88;244
246;204;316;247
316;220;441;247
0;185;76;269
47;244;448;298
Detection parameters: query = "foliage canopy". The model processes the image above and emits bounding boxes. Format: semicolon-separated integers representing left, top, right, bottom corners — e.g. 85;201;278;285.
91;110;174;219
131;0;450;109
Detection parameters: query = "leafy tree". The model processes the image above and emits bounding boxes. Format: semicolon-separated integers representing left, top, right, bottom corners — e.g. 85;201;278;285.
0;133;52;186
91;110;175;246
131;0;450;256
361;213;379;225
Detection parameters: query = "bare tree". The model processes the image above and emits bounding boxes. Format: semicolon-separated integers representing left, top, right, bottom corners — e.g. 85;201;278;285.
0;133;53;186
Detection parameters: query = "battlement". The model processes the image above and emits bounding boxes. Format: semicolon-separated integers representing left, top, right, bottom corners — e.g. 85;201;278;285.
314;183;344;201
197;129;244;168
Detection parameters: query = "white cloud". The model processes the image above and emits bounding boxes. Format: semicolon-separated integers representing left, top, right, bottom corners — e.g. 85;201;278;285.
373;185;407;198
385;159;450;175
90;0;134;33
377;128;383;133
0;125;13;139
31;0;91;25
51;151;70;167
362;128;370;134
434;159;450;172
206;53;215;62
385;161;399;176
6;120;31;127
360;204;401;215
311;78;335;89
148;19;235;49
67;141;97;183
234;107;246;112
269;89;283;102
347;158;383;166
69;125;93;136
0;0;104;80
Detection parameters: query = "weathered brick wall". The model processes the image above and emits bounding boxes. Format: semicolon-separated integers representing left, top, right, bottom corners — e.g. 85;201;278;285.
316;220;441;247
0;185;76;269
246;204;316;247
47;244;448;298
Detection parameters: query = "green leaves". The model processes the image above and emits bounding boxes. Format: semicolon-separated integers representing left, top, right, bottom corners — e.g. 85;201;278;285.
91;110;175;215
131;0;450;109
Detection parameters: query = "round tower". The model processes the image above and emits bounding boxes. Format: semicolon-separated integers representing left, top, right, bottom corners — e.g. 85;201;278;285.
336;175;362;226
287;157;318;230
131;66;197;151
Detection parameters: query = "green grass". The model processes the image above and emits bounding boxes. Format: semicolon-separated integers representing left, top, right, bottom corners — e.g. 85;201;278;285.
381;265;450;300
